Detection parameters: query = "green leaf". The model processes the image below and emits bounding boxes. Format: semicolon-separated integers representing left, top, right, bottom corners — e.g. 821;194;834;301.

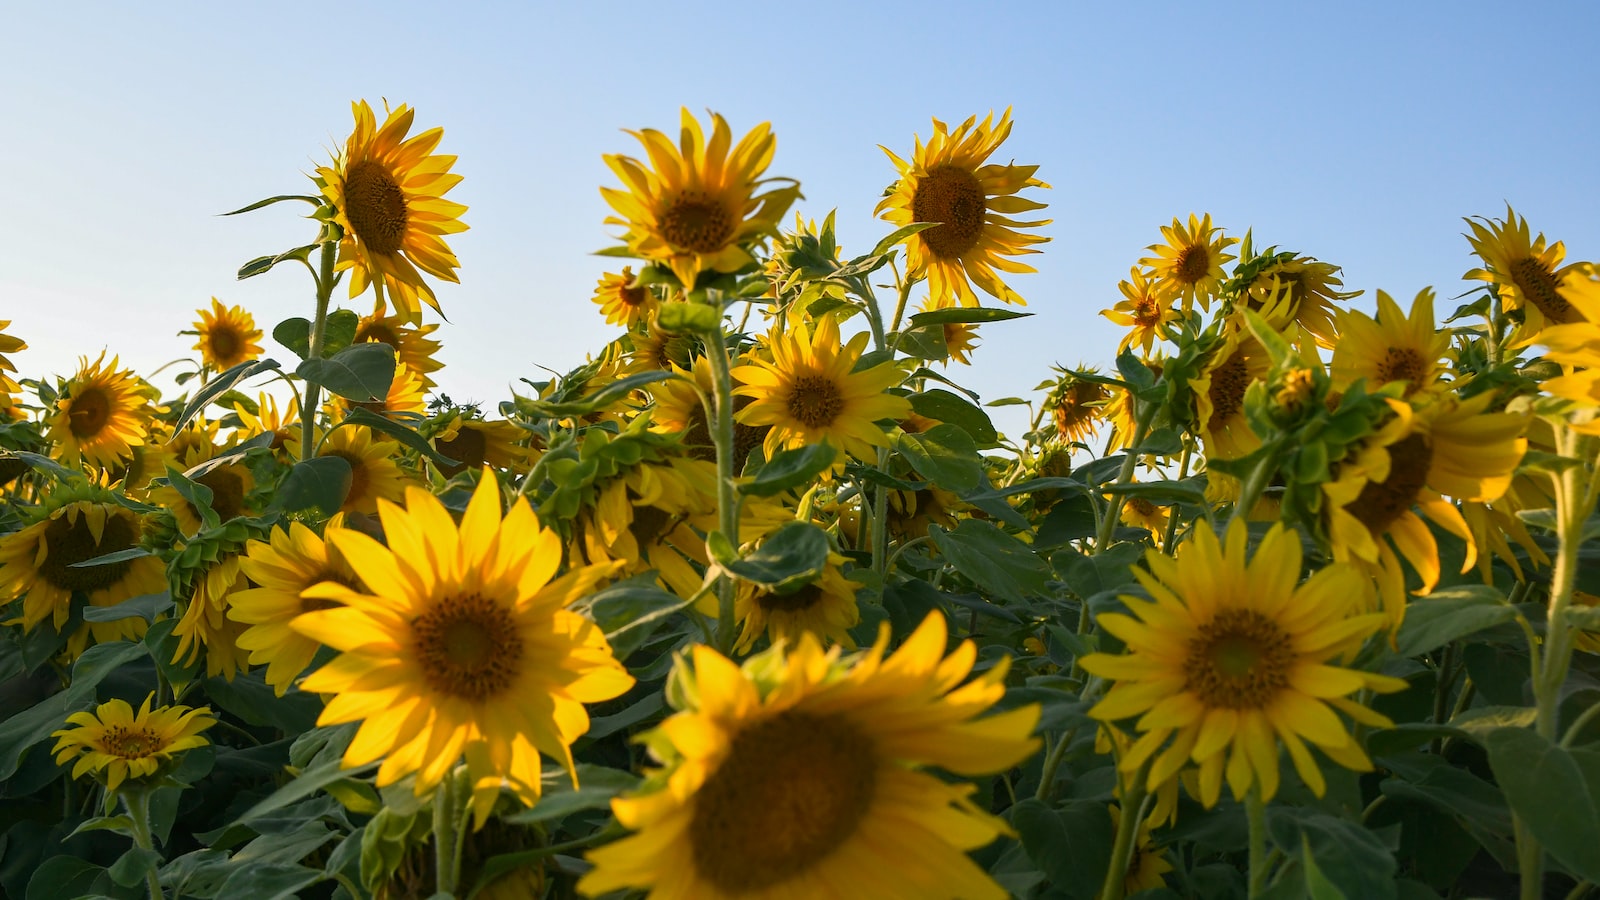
1379;752;1512;835
741;443;837;497
221;194;323;216
1485;727;1600;883
67;546;153;569
160;465;221;531
80;591;173;623
214;863;324;899
322;309;360;356
230;757;379;828
0;450;81;482
504;764;641;825
580;577;694;660
184;430;277;481
107;847;162;888
0;641;145;780
722;522;829;592
1449;705;1537;740
174;358;282;433
908;306;1032;328
1101;478;1207;505
64;815;135;840
26;857;103;900
929;520;1052;603
238;244;317;280
274;456;352;514
898;424;984;492
1394;585;1514;657
273;317;313;358
1010;799;1112;900
657;301;723;333
526;370;673;418
909;389;999;447
340;408;458;467
869;221;940;258
1300;835;1348;900
296;342;395;402
1266;807;1397;900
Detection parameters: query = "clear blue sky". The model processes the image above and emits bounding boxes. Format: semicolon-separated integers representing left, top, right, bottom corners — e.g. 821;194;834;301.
3;1;1596;439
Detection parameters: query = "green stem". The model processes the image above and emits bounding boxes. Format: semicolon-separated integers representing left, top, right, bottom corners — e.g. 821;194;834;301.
702;326;741;653
1033;726;1079;803
299;241;338;463
1517;814;1543;900
887;277;915;335
1564;700;1600;749
1098;763;1150;900
433;772;461;896
1246;786;1269;900
121;788;164;900
1536;433;1590;742
1093;400;1157;552
1226;446;1280;533
1162;439;1193;552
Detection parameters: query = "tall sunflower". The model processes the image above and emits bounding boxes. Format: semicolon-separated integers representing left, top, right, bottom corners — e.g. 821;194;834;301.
355;309;445;388
172;552;254;681
51;695;215;791
1191;331;1271;461
578;612;1040;900
192;298;264;371
45;353;154;470
1532;266;1600;416
1048;370;1109;447
732;316;911;463
1331;289;1452;400
289;474;635;826
1464;204;1578;333
1103;267;1180;356
1139;214;1237;311
318;100;468;324
231;522;364;696
602;109;800;290
1081;520;1406;806
876;108;1051;307
592;266;659;330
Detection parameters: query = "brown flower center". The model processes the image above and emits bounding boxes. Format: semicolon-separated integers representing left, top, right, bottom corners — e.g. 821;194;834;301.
1344;432;1432;534
786;375;845;430
412;593;523;702
1134;296;1163;326
689;711;876;893
628;502;676;548
1176;244;1212;285
68;387;113;439
195;467;247;524
344;159;409;256
619;284;650;308
437;426;487;476
1376;347;1427;392
911;165;987;259
1207;353;1251;425
207;327;242;366
660;194;734;255
1510;257;1574;324
357;320;400;348
39;510;139;594
101;725;165;760
757;582;826;613
1053;381;1107;444
1127;498;1158;518
1184;608;1294;709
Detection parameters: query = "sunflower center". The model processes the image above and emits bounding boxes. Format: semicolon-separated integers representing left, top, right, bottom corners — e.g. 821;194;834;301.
358;321;400;347
1207;354;1251;425
689;710;876;893
1510;257;1573;323
68;388;112;439
39;511;138;594
1184;608;1294;709
786;375;845;430
1127;498;1158;518
412;593;523;702
208;326;241;365
1344;432;1432;533
344;160;409;256
628;503;675;548
437;427;487;475
195;467;246;524
101;725;164;760
757;582;825;613
619;284;650;308
325;451;370;509
911;165;987;259
1376;347;1427;389
660;195;734;255
1134;296;1162;325
1176;244;1212;285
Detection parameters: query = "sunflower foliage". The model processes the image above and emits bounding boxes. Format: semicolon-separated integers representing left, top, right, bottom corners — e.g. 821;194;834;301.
0;104;1597;900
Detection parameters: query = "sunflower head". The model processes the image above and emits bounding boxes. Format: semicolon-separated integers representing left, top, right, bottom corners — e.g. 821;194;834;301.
1331;288;1453;400
592;266;659;330
1464;204;1577;334
1047;369;1110;447
45;353;155;471
355;310;445;387
51;694;215;791
0;320;28;398
1139;213;1238;311
1104;267;1180;356
1230;246;1359;348
192;298;264;371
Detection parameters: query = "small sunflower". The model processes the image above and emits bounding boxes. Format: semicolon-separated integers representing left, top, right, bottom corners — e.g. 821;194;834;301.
192;298;264;371
290;474;635;826
45;353;154;470
318;100;468;323
625;320;695;375
916;295;983;366
51;694;215;791
1465;204;1578;333
579;612;1040;900
1191;332;1271;461
1049;370;1110;447
1081;520;1406;806
231;522;364;696
172;552;254;681
1332;289;1452;400
232;392;301;457
312;425;409;515
602;109;800;290
732;316;911;463
733;554;862;652
1118;490;1171;540
1140;214;1238;311
1242;256;1360;348
355;309;445;388
593;266;659;330
1103;267;1180;356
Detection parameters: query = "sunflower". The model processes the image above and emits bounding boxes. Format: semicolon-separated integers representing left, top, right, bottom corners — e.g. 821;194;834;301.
1464;204;1579;333
311;425;409;515
231;522;364;696
1109;804;1174;896
1191;331;1271;461
649;356;768;469
1048;370;1109;447
1081;520;1406;806
45;353;154;470
593;266;659;330
1242;256;1360;348
1532;266;1600;416
1118;492;1171;541
1139;214;1238;311
732;316;911;463
172;552;254;681
318;100;468;323
1103;267;1180;356
355;309;445;388
432;413;533;477
578;612;1040;900
51;694;215;791
289;475;635;826
0;490;163;658
876;109;1050;308
1332;289;1452;400
574;456;719;601
233;392;301;456
733;554;862;653
915;295;983;366
886;483;964;543
0;320;26;398
149;459;257;537
192;298;264;371
625;319;696;375
602;109;800;290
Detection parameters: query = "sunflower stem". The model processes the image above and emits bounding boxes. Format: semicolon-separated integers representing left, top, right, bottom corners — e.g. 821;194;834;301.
888;277;915;335
702;322;742;653
1226;443;1280;533
1098;765;1149;900
433;770;462;896
121;787;164;899
1161;439;1194;552
298;240;338;464
1245;786;1269;900
1093;398;1156;554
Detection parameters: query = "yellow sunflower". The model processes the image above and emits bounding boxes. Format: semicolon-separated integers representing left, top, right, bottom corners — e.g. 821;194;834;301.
1048;371;1110;447
0;320;26;399
1465;204;1579;333
732;316;911;463
1332;289;1452;400
1118;493;1171;542
355;309;445;388
1139;214;1238;311
1103;267;1180;356
579;612;1041;900
432;414;533;477
192;298;264;371
1532;266;1600;418
574;456;719;601
876;108;1051;307
732;554;862;653
593;266;659;330
45;353;154;470
1191;331;1271;461
173;553;253;681
233;392;301;457
311;425;409;515
602;109;800;290
648;356;768;469
51;694;215;791
1081;520;1406;806
149;459;257;537
289;474;635;826
915;295;983;366
1243;256;1360;348
0;491;163;658
318;100;468;323
231;522;364;696
626;319;696;375
1109;804;1174;896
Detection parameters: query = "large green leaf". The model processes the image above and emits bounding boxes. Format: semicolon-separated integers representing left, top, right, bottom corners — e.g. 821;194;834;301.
295;342;395;402
657;301;722;333
741;443;837;497
1266;807;1397;900
1485;726;1600;883
79;591;173;623
909;389;999;447
929;520;1052;603
173;358;282;433
720;521;829;592
1010;799;1112;900
898;424;983;492
274;456;352;514
505;764;640;825
1394;585;1514;657
580;576;694;660
907;306;1031;327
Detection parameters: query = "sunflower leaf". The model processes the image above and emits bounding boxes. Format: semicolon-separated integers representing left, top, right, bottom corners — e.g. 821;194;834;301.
1010;799;1113;899
236;243;318;281
321;309;361;356
160;466;221;532
339;409;458;467
220;195;323;216
898;424;983;492
174;358;282;433
910;390;999;447
1485;727;1600;884
273;456;352;515
296;343;395;402
0;451;81;483
656;301;722;334
930;520;1053;603
80;592;173;624
741;443;837;497
720;521;829;591
183;430;277;481
0;641;146;781
1393;585;1513;657
1266;807;1397;900
869;221;941;259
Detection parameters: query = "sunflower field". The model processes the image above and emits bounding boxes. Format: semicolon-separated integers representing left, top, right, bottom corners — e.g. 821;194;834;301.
1;100;1599;900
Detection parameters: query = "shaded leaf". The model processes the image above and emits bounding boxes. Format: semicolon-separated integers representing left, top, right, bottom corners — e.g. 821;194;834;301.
741;443;837;497
721;521;829;591
274;456;351;514
296;342;396;402
1485;726;1600;883
898;424;983;493
1395;585;1514;657
930;520;1052;603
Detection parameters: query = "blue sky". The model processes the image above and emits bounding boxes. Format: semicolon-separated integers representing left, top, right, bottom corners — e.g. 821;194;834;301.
3;1;1596;438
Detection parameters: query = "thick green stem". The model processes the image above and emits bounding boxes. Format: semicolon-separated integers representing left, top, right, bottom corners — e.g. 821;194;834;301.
1098;766;1150;900
1033;726;1079;802
1093;401;1157;552
1517;814;1543;900
433;772;461;896
887;278;915;335
854;277;896;578
1536;435;1588;741
1161;440;1193;552
1246;786;1269;900
298;241;338;462
703;326;741;653
1226;447;1280;533
121;788;164;900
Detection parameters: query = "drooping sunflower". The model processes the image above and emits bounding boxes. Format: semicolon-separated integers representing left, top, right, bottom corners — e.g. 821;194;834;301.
1104;267;1180;356
625;319;696;376
876;109;1051;307
172;552;254;681
192;298;264;371
51;694;215;791
355;309;445;388
1047;370;1109;447
593;266;659;330
1331;288;1452;400
1190;331;1271;461
732;316;911;463
289;474;635;826
431;413;533;477
45;353;154;470
578;612;1041;900
1464;204;1579;333
1139;214;1238;311
311;425;409;515
1242;255;1360;348
318;100;468;323
1081;520;1406;806
231;522;364;696
602;109;800;290
732;554;862;653
574;455;719;601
